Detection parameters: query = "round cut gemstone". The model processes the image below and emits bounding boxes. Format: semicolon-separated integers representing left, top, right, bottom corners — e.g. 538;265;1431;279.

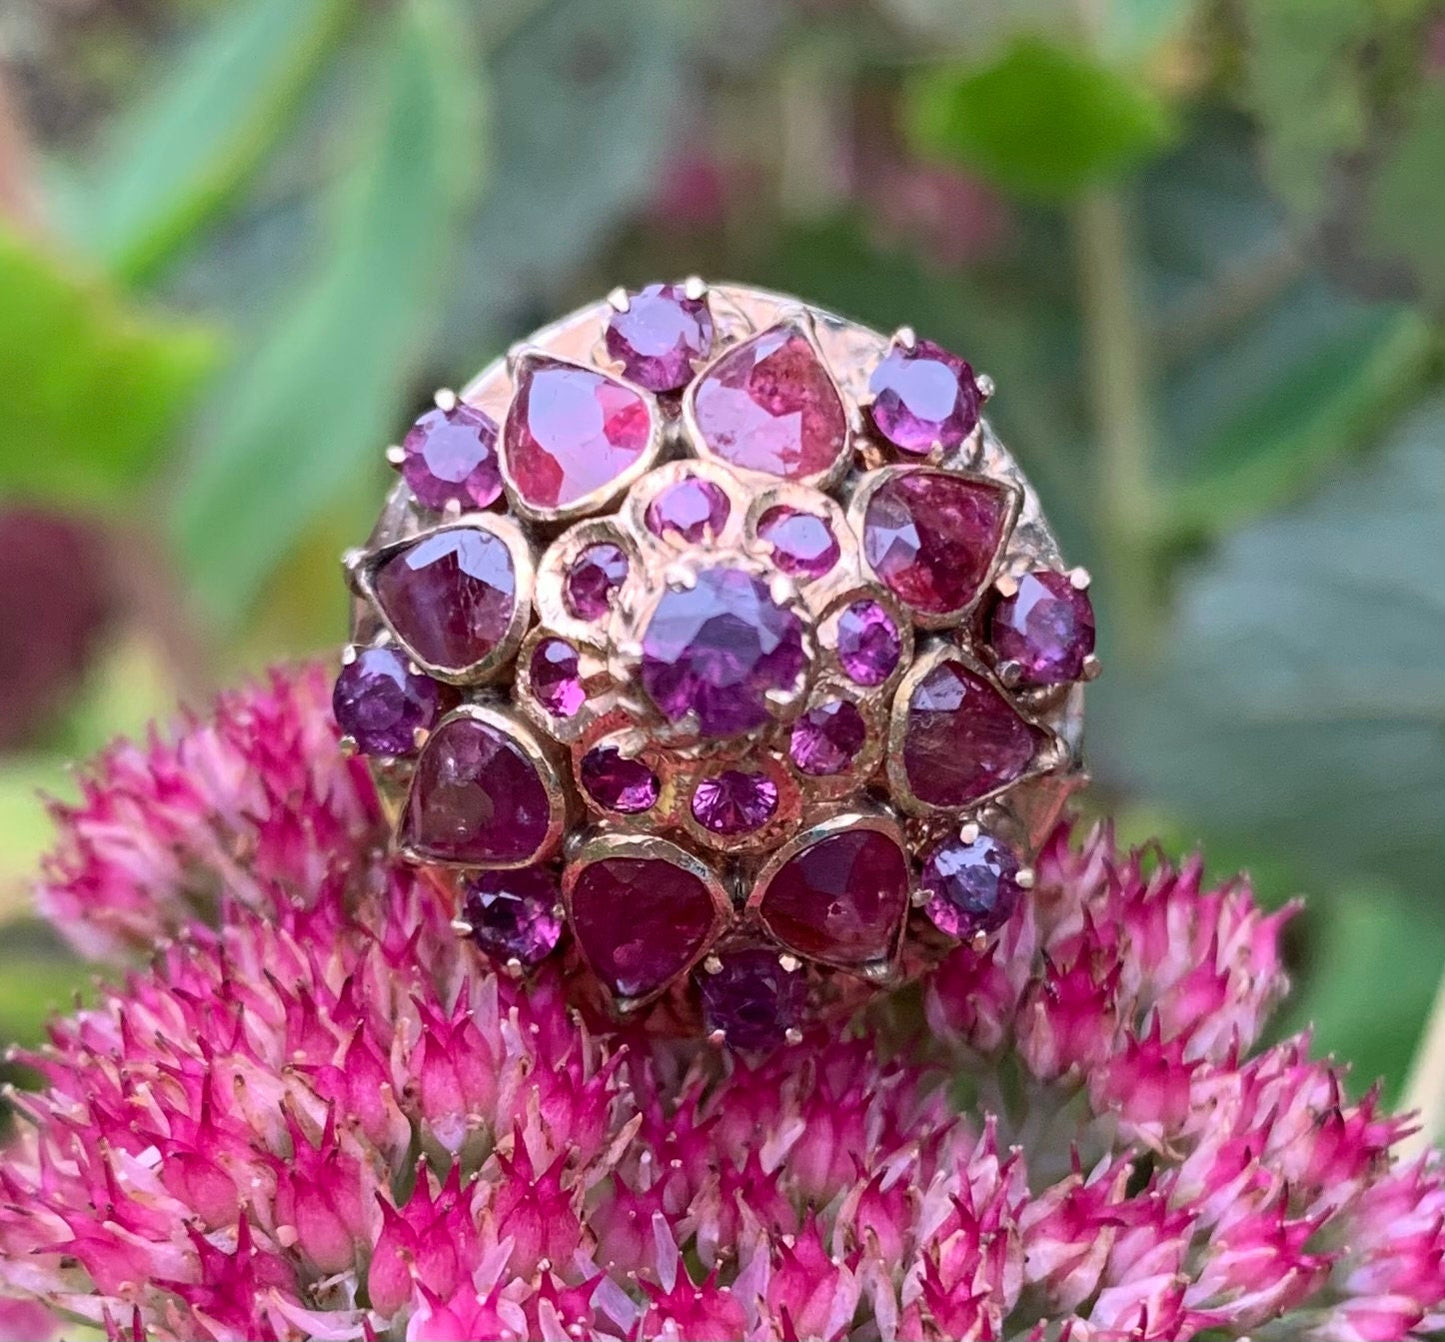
921;832;1024;940
401;402;502;510
565;542;629;620
332;646;439;757
645;478;730;544
640;565;808;737
604;283;714;392
570;857;717;998
699;948;808;1050
867;339;981;454
757;505;839;579
401;716;553;864
505;358;652;511
758;829;909;966
989;570;1096;685
462;866;563;967
580;745;659;814
901;660;1042;807
373;528;516;673
690;324;847;480
789;699;866;776
835;600;901;686
862;469;1011;617
690;770;778;835
529;639;584;718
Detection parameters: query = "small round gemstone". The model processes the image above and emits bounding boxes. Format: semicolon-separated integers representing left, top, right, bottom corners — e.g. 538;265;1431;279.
690;770;778;835
868;338;982;455
604;283;714;392
835;600;901;686
921;832;1024;939
462;867;563;967
400;402;502;510
645;478;730;544
529;639;584;718
640;565;809;738
989;570;1096;685
580;745;660;814
699;948;808;1050
331;646;439;757
565;543;629;620
757;506;839;579
789;699;866;776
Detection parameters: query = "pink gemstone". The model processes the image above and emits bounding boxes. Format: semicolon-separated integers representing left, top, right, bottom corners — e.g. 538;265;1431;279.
332;646;439;757
835;600;900;686
565;543;629;620
757;830;908;966
789;699;866;776
462;866;563;967
570;857;718;997
690;324;847;479
529;639;584;718
401;716;552;864
372;528;516;673
867;339;981;454
757;505;839;579
902;660;1042;807
505;359;652;510
920;832;1023;939
699;948;808;1050
645;478;730;543
989;570;1096;685
862;469;1011;616
690;770;778;835
605;283;714;392
580;745;659;814
401;403;502;510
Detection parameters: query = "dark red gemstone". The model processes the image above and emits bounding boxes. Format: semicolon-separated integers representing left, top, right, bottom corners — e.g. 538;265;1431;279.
989;570;1096;685
867;339;981;454
789;699;866;776
401;403;502;510
565;542;629;620
645;478;730;544
835;600;901;686
529;638;584;718
699;948;808;1050
604;283;714;392
690;770;778;835
332;646;439;757
920;832;1024;939
757;505;839;579
757;829;908;966
462;866;563;967
372;528;517;673
580;745;659;814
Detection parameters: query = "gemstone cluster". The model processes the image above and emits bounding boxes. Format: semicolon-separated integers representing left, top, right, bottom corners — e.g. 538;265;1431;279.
337;282;1094;1047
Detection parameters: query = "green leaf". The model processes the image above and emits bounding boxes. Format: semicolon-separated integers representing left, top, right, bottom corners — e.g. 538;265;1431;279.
174;0;483;625
0;225;216;506
1361;81;1445;307
905;39;1175;199
61;0;351;284
0;929;92;1048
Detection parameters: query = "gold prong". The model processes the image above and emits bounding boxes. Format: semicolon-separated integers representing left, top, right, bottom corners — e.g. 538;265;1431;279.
442;499;463;521
994;573;1019;599
911;889;928;907
970;930;989;952
412;726;430;750
450;918;474;937
606;286;631;313
891;325;917;351
1068;566;1092;590
784;1027;803;1046
1016;866;1036;891
664;564;696;590
707;1028;727;1047
385;444;406;468
682;276;707;301
996;660;1023;688
340;645;358;666
778;953;800;973
434;388;458;412
975;372;995;400
959;821;980;845
338;735;359;758
703;954;723;975
1081;653;1102;681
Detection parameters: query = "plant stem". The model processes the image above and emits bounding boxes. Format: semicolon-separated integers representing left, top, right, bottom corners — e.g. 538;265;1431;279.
1401;965;1445;1158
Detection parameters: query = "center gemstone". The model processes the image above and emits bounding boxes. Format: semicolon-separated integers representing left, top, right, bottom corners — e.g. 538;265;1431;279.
639;565;809;737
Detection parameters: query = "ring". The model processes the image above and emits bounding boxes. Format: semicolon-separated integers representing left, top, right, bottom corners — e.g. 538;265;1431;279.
333;281;1096;1047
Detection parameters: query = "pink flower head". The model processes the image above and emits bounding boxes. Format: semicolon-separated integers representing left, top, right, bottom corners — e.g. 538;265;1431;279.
0;664;1440;1340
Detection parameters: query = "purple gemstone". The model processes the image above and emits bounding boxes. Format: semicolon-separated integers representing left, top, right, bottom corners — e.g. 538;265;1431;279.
836;600;901;686
921;832;1024;939
989;570;1096;686
332;646;439;757
868;339;981;454
529;638;585;718
757;505;839;579
788;699;866;776
580;745;660;813
699;948;808;1050
462;866;563;967
604;283;714;392
690;770;778;835
645;478;730;544
565;542;629;620
640;565;808;737
401;403;502;510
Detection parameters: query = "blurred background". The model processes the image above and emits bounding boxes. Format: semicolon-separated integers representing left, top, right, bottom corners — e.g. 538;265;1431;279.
0;0;1440;1106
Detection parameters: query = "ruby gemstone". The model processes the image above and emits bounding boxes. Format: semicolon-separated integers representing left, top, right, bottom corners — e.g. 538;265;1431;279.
401;402;502;510
690;324;847;480
462;866;563;967
867;339;981;455
920;832;1024;940
757;505;839;579
901;660;1042;807
835;600;901;686
332;646;439;758
604;283;714;392
372;528;516;673
645;478;730;544
505;358;652;511
570;857;718;998
757;829;908;966
565;542;629;620
788;699;866;776
690;770;778;835
529;639;584;718
401;716;553;864
580;745;660;814
862;469;1011;617
989;570;1096;685
699;948;808;1050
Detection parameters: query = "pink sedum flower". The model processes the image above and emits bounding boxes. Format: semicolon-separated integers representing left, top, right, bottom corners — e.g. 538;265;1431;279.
0;664;1440;1341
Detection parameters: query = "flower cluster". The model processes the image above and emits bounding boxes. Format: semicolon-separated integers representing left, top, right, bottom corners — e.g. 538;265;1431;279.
1;665;1441;1340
